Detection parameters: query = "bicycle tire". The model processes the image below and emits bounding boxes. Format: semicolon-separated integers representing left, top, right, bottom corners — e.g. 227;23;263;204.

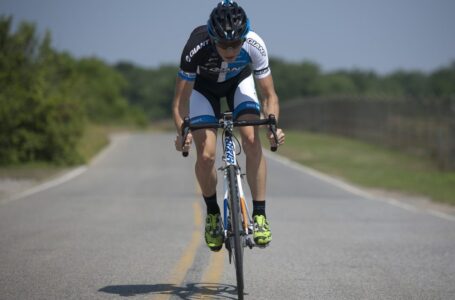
227;164;244;299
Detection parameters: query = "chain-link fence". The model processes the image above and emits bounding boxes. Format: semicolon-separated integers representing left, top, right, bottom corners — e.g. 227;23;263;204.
280;97;455;170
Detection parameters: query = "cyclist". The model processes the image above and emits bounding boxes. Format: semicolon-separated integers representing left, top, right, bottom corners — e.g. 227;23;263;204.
173;0;285;251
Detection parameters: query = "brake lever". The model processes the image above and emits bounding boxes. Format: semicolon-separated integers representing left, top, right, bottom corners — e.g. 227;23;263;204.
268;114;278;152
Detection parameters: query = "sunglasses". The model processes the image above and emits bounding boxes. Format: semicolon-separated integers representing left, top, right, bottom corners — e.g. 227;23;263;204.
214;39;245;50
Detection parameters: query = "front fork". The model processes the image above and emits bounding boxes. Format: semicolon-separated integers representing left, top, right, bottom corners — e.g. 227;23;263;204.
222;166;255;259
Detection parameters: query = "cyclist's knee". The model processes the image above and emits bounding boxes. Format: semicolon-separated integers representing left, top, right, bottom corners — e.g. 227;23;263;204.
242;133;262;156
237;114;261;153
193;128;217;168
196;150;216;169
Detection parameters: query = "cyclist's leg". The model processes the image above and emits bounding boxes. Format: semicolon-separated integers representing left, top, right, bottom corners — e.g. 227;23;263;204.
190;89;224;251
230;75;272;245
189;89;219;198
230;75;266;201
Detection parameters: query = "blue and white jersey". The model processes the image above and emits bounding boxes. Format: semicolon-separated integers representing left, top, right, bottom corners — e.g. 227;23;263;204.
179;25;271;83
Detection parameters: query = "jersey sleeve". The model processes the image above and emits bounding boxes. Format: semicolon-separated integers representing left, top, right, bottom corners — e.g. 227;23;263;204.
178;36;198;81
245;32;271;79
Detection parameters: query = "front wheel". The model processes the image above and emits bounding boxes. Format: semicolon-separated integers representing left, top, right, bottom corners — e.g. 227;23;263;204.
227;165;244;299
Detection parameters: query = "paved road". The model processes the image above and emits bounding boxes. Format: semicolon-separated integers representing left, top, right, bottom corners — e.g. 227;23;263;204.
1;132;454;300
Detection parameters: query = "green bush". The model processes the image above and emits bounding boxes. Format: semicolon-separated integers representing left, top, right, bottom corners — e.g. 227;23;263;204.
0;16;145;165
0;17;85;165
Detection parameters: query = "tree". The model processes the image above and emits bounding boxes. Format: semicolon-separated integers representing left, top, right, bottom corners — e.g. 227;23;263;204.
429;62;455;97
269;58;322;100
115;62;178;120
0;16;84;164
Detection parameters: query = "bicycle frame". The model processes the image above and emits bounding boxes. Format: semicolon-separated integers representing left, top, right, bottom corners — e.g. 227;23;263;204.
220;114;253;248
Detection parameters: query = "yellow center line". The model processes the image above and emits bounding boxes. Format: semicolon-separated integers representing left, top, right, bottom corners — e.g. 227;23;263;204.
153;201;203;300
201;251;225;290
153;181;226;299
196;181;225;291
199;188;225;296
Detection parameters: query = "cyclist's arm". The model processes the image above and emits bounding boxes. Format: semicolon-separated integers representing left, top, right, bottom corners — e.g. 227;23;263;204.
257;74;280;121
256;73;285;146
172;76;194;133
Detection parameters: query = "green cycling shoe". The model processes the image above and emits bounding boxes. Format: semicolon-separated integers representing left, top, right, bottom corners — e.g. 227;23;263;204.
205;213;224;251
253;215;272;246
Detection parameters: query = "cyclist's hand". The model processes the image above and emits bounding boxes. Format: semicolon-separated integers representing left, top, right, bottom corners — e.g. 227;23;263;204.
268;128;285;148
175;133;193;152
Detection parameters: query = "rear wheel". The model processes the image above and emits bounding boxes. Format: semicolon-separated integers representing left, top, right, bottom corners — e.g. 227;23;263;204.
227;165;244;299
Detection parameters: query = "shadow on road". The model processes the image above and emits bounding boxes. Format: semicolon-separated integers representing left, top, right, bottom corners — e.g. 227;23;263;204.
99;282;240;299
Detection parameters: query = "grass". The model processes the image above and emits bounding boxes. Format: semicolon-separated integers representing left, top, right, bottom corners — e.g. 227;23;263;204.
275;130;455;205
76;123;111;163
0;123;112;182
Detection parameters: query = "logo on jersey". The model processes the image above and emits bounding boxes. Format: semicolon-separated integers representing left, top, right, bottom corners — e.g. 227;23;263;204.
254;67;270;76
200;65;244;73
246;38;266;56
185;39;210;62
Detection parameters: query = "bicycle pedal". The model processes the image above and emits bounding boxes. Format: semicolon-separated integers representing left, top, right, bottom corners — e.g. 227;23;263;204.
245;238;255;249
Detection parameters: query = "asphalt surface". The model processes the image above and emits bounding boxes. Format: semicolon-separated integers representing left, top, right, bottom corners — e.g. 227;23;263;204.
0;132;454;300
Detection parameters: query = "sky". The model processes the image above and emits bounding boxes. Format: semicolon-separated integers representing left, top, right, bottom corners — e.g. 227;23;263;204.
1;0;455;74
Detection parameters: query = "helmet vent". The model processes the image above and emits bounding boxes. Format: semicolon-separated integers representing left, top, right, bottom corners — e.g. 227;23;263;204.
208;1;249;41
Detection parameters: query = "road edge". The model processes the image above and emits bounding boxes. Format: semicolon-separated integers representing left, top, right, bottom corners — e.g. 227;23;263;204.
0;133;128;206
265;150;455;222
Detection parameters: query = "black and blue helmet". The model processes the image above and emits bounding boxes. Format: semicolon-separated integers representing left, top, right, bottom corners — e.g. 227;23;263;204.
207;1;250;42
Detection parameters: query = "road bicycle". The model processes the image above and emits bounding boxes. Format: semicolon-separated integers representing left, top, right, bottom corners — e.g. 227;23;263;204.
181;112;278;300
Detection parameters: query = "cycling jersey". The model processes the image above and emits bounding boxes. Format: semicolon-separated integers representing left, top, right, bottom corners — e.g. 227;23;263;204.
178;25;271;123
178;25;271;83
